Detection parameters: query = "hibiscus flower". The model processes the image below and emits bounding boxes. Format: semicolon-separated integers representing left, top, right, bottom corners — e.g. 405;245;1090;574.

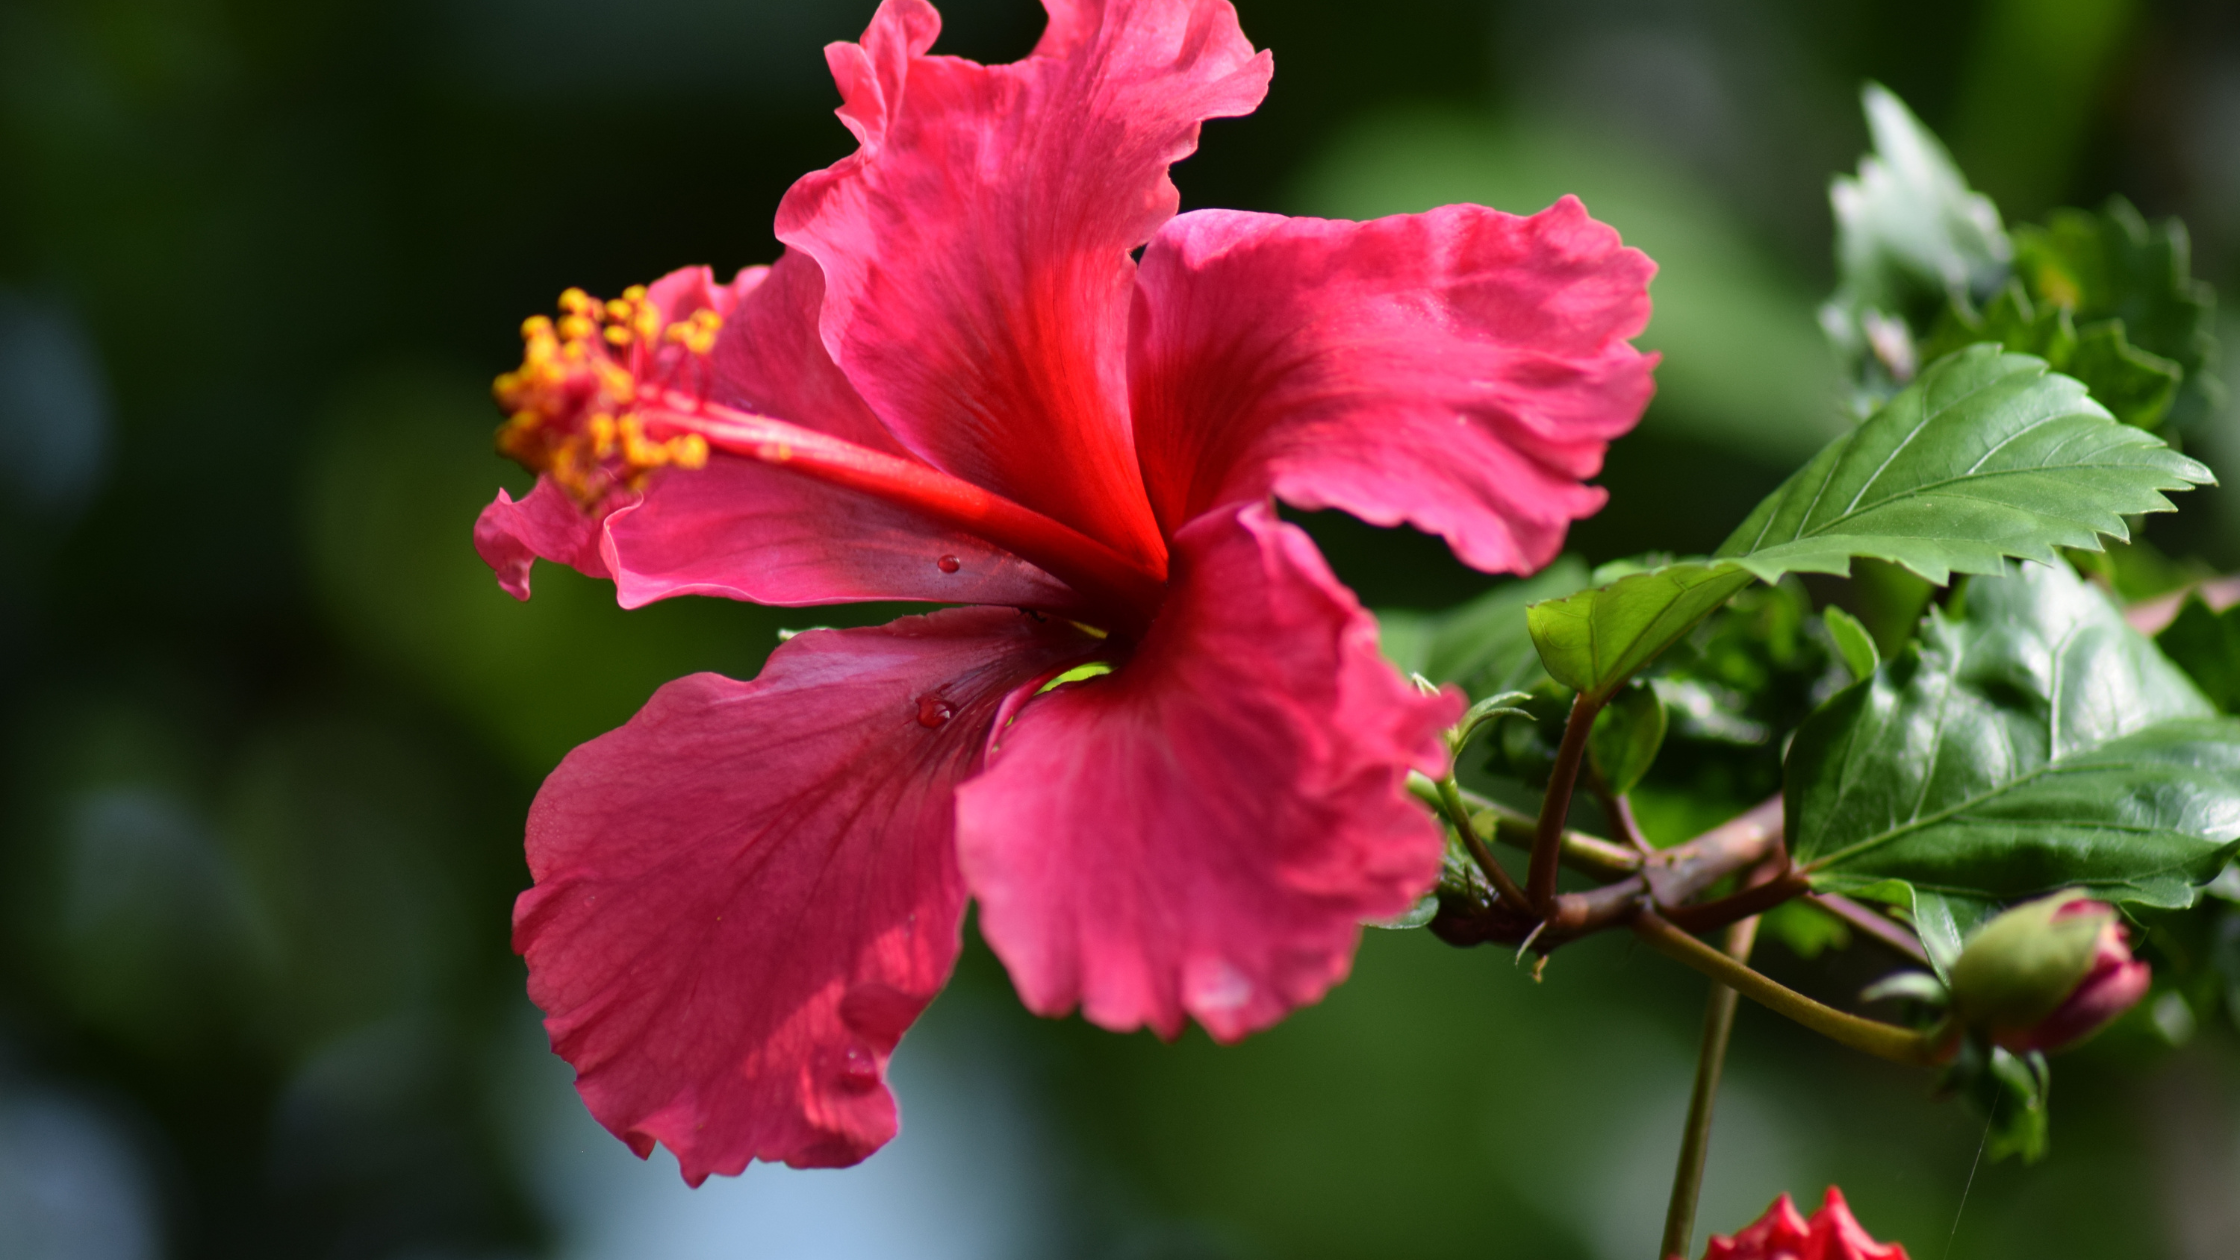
1690;1188;1911;1260
474;0;1654;1183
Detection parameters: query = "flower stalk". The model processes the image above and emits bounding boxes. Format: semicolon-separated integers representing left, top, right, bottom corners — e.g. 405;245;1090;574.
1662;915;1761;1260
1633;910;1948;1068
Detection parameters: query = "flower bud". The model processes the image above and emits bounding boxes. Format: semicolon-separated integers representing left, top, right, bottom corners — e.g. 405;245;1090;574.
1948;893;2150;1053
1685;1186;1908;1259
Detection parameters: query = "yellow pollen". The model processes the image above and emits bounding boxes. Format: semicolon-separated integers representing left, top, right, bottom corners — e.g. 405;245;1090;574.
491;284;730;507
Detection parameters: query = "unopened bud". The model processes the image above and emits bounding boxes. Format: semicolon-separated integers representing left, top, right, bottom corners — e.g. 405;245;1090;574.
1949;893;2149;1053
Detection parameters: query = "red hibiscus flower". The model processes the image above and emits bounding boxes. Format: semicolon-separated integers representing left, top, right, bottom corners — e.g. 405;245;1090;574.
474;0;1654;1183
1690;1188;1910;1260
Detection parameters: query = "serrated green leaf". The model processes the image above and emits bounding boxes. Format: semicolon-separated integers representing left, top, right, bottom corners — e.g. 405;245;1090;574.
1917;280;2184;430
1788;562;2240;911
1822;606;1880;682
2157;595;2240;713
1918;280;2077;371
2015;198;2222;433
1822;83;2010;408
1716;346;2210;584
1526;347;2210;699
2064;320;2183;430
1378;557;1590;700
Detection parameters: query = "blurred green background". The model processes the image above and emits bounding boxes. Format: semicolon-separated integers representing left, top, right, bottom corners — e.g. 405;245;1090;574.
3;0;2238;1257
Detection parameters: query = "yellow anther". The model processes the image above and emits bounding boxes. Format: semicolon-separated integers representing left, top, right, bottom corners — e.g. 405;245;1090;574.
493;284;726;507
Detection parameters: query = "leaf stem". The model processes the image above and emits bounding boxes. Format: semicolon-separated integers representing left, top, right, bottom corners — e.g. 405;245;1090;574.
1530;693;1603;909
1808;893;1930;967
1433;773;1530;910
1599;787;1657;859
1661;916;1760;1260
1632;910;1947;1067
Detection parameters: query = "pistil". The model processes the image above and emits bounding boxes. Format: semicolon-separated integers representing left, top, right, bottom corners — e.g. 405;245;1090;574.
493;287;1167;625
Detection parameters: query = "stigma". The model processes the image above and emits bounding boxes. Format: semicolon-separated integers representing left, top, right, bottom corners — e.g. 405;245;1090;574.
493;286;723;507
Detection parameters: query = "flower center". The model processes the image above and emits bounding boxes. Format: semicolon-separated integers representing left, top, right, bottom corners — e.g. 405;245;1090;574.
494;286;722;506
494;287;1169;625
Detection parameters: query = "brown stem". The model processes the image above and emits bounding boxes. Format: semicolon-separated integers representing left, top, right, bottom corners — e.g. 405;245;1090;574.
1641;797;1785;909
1661;916;1760;1260
1431;799;1786;954
1529;693;1603;910
1599;787;1656;859
1662;870;1810;934
1807;893;1930;967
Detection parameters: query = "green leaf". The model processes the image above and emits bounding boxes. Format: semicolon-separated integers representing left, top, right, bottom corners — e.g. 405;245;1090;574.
1525;347;2211;700
1822;83;2011;408
2064;320;2183;431
1587;682;1666;796
1918;279;2182;430
1525;563;1755;702
2158;596;2240;713
1976;1046;2051;1164
2014;198;2221;433
1378;557;1590;699
1715;346;2209;584
1822;606;1880;682
1787;562;2240;910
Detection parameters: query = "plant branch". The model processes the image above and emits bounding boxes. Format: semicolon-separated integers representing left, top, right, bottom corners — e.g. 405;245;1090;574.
1633;911;1947;1068
1808;893;1930;967
1448;786;1641;879
1433;774;1530;910
1529;693;1603;909
1599;787;1656;859
1429;798;1785;954
1662;916;1760;1260
1640;797;1785;908
1661;869;1809;934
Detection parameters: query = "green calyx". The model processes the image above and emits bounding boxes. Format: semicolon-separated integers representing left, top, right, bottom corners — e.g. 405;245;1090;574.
1947;893;2109;1030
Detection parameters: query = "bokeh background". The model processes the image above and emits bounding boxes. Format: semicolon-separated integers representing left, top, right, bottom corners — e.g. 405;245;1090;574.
4;0;2239;1257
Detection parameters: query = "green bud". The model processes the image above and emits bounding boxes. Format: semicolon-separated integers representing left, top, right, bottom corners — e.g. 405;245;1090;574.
1948;893;2110;1032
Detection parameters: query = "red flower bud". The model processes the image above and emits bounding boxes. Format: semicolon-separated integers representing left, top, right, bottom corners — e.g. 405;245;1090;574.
1949;893;2151;1054
1680;1187;1908;1260
2000;900;2151;1052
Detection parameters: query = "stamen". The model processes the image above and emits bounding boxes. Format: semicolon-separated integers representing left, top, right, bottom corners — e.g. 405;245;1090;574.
493;287;717;506
494;285;1169;624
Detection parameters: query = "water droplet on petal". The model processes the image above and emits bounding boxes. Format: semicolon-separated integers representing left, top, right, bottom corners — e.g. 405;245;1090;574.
936;554;962;574
916;695;954;728
838;1045;880;1090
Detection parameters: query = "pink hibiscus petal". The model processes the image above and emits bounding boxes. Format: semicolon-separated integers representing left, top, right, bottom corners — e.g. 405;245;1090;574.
478;252;1082;610
776;0;1272;568
1128;201;1657;575
515;608;1099;1181
474;477;614;601
955;501;1458;1042
606;251;1082;610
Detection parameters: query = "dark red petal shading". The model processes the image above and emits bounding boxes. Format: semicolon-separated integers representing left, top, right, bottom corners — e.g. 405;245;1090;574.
477;252;1080;610
775;0;1271;569
514;609;1098;1181
1129;201;1656;574
955;502;1458;1041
